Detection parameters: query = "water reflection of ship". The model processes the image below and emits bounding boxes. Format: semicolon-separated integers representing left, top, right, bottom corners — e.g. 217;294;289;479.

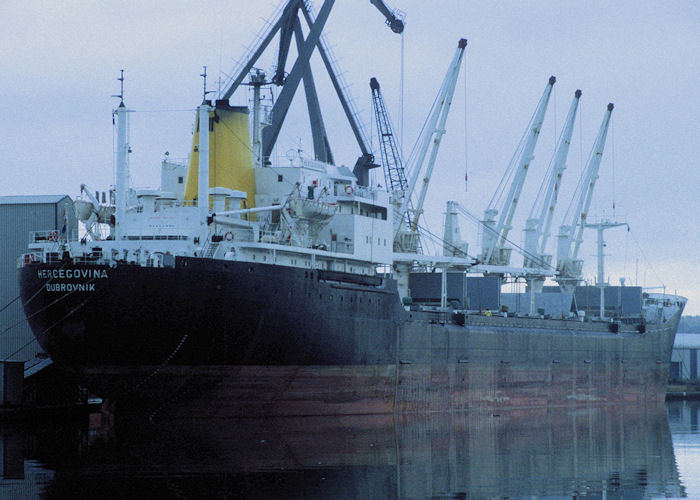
12;404;686;498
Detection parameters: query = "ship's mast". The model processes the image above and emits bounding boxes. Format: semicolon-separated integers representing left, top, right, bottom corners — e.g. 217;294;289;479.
114;70;129;242
198;100;212;234
586;220;627;286
584;219;627;318
249;69;267;168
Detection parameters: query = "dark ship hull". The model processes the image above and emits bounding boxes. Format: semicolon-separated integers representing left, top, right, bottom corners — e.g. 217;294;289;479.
19;258;681;417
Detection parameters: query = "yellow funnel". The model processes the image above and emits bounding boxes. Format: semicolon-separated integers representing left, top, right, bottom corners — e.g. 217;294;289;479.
184;100;255;209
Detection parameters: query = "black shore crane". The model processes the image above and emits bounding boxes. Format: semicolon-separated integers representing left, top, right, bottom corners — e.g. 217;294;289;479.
219;0;405;186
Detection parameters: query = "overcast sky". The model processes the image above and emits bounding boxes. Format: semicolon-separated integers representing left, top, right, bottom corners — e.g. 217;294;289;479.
2;0;698;314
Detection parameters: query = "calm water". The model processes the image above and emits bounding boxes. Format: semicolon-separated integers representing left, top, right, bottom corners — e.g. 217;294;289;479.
1;401;698;499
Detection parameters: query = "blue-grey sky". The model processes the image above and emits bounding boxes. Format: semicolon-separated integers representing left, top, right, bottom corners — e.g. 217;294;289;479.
2;1;699;313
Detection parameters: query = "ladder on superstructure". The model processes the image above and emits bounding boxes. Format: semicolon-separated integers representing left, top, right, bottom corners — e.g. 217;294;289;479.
203;241;219;259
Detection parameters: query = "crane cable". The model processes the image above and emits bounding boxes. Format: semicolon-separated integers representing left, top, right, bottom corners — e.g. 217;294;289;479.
4;293;94;360
1;273;100;339
487;93;541;210
0;295;20;316
0;262;72;334
463;43;468;192
628;226;665;289
454;203;556;271
611;112;616;218
399;28;405;159
578;100;584;176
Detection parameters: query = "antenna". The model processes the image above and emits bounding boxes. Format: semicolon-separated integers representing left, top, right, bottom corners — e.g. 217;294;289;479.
201;65;214;101
111;69;125;104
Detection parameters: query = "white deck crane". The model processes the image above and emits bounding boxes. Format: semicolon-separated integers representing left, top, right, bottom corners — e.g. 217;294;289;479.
394;38;468;252
523;89;582;270
555;103;615;291
479;76;556;266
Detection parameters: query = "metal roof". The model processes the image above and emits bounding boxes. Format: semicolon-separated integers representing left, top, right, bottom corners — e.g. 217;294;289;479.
24;355;53;378
674;333;700;349
0;195;71;205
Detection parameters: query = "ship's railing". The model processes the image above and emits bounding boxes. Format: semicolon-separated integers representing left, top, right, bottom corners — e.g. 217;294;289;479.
30;229;79;244
460;311;642;334
642;292;686;325
335;184;380;200
256;222;356;254
73;247;105;265
644;292;686;310
353;186;376;199
259;223;283;244
301;158;331;173
17;249;70;267
17;252;42;268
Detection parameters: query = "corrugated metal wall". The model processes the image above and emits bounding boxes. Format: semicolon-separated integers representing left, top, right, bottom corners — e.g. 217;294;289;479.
0;196;76;361
670;348;700;381
408;273;500;310
572;286;643;317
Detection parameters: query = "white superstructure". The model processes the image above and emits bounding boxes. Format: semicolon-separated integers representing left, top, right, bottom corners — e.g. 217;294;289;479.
22;95;394;279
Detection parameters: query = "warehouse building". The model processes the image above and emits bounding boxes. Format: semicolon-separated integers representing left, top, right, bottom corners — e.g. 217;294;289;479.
670;333;700;382
0;195;76;360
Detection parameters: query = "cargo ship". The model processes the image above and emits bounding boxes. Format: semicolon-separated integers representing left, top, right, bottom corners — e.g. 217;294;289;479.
17;1;685;417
